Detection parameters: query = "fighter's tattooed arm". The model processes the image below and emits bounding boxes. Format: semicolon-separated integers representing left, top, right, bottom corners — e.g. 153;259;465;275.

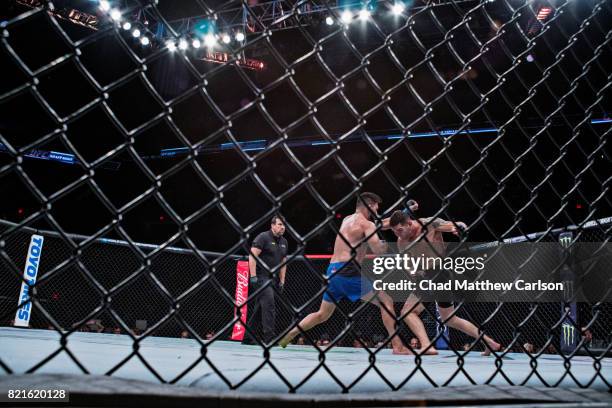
425;218;467;236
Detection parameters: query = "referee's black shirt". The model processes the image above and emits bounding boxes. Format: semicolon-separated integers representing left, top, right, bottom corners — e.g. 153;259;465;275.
252;230;288;279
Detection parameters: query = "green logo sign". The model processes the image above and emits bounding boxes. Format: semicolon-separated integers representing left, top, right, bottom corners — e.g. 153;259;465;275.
562;323;576;345
559;232;573;248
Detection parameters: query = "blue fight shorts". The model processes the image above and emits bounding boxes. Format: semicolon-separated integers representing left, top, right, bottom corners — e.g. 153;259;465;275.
322;262;373;303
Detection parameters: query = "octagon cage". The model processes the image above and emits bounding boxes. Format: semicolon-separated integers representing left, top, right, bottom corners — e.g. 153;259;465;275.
0;0;610;406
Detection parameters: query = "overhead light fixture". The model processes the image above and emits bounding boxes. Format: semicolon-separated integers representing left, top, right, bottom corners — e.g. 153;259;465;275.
204;33;217;47
391;3;405;15
122;22;131;30
109;8;121;21
140;36;150;46
178;39;188;50
340;10;353;24
235;32;245;42
99;1;111;12
166;40;177;51
221;33;231;44
132;29;141;38
192;39;201;48
325;16;334;25
358;9;370;20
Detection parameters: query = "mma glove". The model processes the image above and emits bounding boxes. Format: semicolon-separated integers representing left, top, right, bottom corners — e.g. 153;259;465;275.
402;199;418;217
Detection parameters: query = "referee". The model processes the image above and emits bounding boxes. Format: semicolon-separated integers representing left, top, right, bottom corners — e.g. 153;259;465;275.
242;215;288;345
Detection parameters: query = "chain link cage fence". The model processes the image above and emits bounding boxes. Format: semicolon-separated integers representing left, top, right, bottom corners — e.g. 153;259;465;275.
0;0;611;397
1;219;611;352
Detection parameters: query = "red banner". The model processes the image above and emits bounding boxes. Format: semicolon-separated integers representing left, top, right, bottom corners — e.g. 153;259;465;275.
230;261;249;341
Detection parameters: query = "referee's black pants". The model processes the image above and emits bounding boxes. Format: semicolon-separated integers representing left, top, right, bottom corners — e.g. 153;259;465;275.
242;280;276;345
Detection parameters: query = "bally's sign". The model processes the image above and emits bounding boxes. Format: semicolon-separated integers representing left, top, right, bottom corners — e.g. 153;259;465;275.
14;235;44;327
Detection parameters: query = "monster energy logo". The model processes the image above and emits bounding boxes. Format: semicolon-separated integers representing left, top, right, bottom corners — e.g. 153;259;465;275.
562;323;576;345
559;232;573;248
559;232;574;300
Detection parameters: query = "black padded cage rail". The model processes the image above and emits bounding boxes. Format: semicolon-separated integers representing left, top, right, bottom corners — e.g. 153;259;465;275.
0;0;611;394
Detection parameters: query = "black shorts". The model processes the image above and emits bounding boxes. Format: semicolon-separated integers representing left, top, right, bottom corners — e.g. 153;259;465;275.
413;271;453;309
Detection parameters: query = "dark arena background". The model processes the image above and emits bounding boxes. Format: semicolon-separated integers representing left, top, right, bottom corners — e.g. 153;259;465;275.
0;0;611;406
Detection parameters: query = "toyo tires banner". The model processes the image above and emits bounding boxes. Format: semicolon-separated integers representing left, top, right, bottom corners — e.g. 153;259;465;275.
14;234;44;327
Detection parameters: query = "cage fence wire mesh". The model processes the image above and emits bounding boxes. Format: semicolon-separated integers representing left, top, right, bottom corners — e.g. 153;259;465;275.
0;0;611;394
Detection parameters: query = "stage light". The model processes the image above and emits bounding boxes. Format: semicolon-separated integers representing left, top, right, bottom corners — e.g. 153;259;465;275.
178;39;188;50
122;22;131;30
325;16;334;25
193;18;215;38
358;9;370;20
221;33;231;44
109;8;121;21
526;54;534;62
235;32;245;42
166;40;177;51
391;3;405;15
140;36;150;46
192;38;201;48
99;1;110;12
132;28;141;38
341;10;352;24
536;6;552;21
204;33;217;47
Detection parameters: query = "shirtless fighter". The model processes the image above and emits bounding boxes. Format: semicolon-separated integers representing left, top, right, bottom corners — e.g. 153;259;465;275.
388;211;501;355
279;193;412;354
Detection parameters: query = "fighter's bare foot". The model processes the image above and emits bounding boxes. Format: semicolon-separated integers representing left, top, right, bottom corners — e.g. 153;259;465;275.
392;346;414;355
482;341;501;356
390;338;413;355
418;347;439;355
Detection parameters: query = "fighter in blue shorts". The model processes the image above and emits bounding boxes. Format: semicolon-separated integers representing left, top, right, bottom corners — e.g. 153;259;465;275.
279;192;413;354
322;261;372;303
